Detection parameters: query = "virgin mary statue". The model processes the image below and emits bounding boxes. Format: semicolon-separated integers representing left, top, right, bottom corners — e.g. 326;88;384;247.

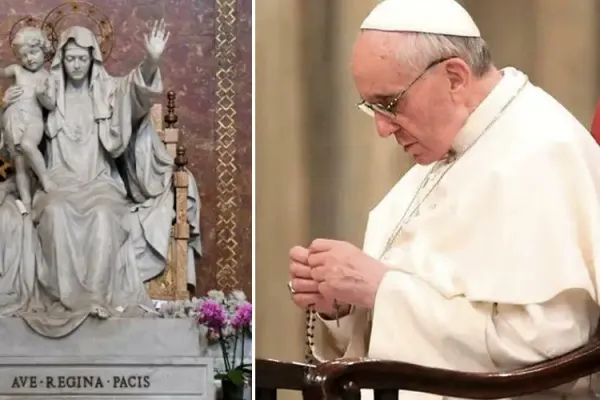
12;23;202;337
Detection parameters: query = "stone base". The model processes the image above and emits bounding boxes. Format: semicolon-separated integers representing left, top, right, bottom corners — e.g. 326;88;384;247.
0;317;214;399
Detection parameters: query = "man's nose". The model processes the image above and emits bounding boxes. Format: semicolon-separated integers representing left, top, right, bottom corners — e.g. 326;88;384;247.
374;113;398;138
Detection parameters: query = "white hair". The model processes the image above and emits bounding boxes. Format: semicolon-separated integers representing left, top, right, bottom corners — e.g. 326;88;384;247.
396;32;492;77
12;26;53;55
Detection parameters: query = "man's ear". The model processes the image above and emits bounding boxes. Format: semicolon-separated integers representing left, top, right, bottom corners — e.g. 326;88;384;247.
444;58;471;93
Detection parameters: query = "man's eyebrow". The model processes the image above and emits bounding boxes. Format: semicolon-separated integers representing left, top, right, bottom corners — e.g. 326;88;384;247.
367;91;401;103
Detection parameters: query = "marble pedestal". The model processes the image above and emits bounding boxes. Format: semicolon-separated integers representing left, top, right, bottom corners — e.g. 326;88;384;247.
0;317;214;399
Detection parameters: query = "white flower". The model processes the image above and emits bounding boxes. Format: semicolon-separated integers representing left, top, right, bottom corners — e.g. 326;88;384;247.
230;290;246;302
207;290;226;303
221;324;235;338
154;290;251;324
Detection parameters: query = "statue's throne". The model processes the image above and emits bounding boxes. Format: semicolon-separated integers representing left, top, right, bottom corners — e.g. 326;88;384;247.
146;91;192;301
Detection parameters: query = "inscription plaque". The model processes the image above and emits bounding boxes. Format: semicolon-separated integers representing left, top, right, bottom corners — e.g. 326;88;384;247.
10;375;151;390
0;318;215;399
0;357;213;397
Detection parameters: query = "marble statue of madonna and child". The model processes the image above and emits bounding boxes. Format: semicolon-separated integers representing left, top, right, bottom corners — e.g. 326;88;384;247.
0;20;201;338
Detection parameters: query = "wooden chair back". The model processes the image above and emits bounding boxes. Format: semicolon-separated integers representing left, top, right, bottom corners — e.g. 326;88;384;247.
145;91;190;301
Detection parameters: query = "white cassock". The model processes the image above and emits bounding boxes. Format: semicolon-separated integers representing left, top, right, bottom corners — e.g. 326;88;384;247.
313;67;600;399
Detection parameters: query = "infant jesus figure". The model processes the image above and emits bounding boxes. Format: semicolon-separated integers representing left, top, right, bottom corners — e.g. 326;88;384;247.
0;26;56;211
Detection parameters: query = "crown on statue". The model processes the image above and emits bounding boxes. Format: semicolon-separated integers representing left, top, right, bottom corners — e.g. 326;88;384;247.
8;1;115;62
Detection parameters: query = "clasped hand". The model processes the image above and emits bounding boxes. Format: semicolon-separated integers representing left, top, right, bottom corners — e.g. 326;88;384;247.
288;239;389;317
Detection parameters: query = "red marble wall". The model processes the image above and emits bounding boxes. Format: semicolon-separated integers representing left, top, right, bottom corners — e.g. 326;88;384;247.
0;0;253;298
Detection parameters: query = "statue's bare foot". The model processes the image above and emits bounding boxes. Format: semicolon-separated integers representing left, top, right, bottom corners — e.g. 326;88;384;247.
90;305;110;320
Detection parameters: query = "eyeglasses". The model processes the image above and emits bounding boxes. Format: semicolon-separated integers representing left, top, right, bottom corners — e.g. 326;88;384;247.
357;57;453;119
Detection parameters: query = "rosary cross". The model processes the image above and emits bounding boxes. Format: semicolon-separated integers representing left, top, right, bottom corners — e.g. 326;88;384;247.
333;299;341;327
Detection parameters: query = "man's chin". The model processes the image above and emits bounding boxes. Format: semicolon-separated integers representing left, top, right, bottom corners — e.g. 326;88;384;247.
411;153;437;166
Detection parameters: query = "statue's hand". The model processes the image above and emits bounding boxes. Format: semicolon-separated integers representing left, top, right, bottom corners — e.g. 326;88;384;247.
144;19;170;63
2;85;23;107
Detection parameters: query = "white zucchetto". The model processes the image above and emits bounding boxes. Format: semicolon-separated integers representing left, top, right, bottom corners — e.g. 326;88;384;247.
361;0;481;38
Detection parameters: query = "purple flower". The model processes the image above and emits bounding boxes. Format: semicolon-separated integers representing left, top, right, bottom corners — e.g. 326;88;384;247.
231;302;252;330
196;300;227;330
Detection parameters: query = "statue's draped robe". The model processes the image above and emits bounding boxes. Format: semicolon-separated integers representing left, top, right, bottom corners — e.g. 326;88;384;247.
314;68;600;399
0;172;37;316
19;26;201;337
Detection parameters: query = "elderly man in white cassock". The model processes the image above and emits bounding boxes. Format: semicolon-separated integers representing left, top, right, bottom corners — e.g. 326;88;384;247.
287;0;600;399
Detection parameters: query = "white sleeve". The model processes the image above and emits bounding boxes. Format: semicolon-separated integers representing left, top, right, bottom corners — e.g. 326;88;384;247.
369;270;598;373
312;307;371;362
486;288;598;368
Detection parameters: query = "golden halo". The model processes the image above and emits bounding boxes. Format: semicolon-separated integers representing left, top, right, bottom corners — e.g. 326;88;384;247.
9;16;56;63
41;1;115;61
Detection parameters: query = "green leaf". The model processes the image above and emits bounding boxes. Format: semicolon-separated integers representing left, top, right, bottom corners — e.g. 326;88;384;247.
214;373;228;380
226;369;245;386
